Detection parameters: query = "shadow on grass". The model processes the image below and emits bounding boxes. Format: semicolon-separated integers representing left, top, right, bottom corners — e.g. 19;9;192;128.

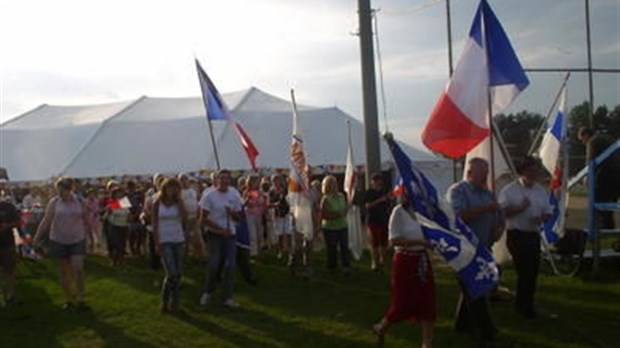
1;281;155;348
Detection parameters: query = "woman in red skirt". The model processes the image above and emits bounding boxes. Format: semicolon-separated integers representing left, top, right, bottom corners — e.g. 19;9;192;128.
373;195;435;348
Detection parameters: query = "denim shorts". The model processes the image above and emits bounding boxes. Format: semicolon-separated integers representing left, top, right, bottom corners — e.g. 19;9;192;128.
48;240;86;259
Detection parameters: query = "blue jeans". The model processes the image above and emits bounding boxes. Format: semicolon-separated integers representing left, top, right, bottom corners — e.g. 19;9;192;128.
205;232;236;301
322;228;350;270
160;242;185;307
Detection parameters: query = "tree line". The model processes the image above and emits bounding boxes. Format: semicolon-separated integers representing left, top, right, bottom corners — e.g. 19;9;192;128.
495;102;620;175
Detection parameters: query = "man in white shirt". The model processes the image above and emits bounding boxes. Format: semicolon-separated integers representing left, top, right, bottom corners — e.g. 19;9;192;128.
199;169;243;309
499;156;552;320
178;174;204;258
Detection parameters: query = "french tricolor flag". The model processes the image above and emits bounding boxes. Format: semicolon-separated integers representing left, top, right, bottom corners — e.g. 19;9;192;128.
195;59;260;170
422;0;529;159
539;86;568;243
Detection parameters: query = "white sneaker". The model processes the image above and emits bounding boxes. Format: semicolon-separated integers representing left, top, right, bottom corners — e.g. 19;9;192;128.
223;298;240;309
199;292;211;306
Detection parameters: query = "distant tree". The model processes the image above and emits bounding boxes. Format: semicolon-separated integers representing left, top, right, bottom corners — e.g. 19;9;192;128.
495;110;544;163
495;103;619;175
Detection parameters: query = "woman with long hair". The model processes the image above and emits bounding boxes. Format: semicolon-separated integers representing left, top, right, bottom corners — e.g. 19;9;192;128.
33;178;91;310
152;177;187;313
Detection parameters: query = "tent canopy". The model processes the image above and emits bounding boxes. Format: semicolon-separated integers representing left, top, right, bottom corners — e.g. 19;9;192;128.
1;87;452;190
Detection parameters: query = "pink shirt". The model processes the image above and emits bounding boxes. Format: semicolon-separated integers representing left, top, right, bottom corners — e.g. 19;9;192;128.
245;190;266;216
49;195;87;244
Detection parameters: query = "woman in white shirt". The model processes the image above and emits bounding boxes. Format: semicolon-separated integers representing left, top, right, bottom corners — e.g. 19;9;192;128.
373;194;435;348
152;178;187;313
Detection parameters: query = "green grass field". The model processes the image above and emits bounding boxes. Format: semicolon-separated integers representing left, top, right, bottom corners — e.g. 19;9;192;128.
2;247;619;348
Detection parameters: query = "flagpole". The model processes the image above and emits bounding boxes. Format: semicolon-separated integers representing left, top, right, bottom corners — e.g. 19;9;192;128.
290;88;307;193
346;119;355;203
445;0;459;183
486;89;496;193
481;6;497;193
527;72;571;156
207;118;221;170
291;89;298;136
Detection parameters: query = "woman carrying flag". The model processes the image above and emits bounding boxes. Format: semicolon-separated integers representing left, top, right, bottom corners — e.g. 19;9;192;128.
373;193;435;348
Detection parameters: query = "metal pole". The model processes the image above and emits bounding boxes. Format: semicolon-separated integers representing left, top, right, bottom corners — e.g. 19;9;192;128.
445;0;454;76
487;88;496;194
588;158;599;275
358;0;381;189
445;0;459;183
585;0;595;128
527;73;571;156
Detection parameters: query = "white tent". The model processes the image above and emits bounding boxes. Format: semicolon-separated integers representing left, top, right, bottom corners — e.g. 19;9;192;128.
1;87;453;191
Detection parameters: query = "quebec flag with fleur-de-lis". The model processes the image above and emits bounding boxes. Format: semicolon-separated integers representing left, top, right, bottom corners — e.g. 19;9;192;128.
384;134;498;299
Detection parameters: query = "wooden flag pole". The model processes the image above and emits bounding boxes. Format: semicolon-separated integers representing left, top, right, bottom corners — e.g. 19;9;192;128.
207;118;221;170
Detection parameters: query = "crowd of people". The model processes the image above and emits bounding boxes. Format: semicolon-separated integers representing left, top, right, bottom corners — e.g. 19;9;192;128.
0;170;383;312
0;150;605;347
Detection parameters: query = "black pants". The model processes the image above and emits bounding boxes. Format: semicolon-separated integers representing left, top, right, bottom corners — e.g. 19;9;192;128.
595;171;619;230
322;228;350;270
454;280;497;340
235;247;256;284
147;230;161;270
506;230;540;317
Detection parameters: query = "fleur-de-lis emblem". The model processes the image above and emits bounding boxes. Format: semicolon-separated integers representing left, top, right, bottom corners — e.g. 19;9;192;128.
474;257;499;282
430;238;459;255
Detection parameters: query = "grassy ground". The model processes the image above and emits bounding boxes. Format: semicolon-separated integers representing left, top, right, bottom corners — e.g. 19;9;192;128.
2;247;619;348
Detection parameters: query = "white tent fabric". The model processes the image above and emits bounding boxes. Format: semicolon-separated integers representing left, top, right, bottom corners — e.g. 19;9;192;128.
1;87;453;190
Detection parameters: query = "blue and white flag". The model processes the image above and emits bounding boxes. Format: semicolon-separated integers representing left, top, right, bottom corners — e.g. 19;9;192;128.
385;134;499;298
539;85;569;243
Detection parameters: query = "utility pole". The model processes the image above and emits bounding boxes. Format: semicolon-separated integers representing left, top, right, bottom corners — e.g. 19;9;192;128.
585;0;595;128
358;0;381;188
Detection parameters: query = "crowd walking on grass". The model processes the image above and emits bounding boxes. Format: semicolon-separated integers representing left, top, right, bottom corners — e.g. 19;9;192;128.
1;154;597;348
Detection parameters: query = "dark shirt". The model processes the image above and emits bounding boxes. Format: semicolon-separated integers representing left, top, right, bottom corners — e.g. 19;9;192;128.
0;201;20;248
269;189;290;217
586;134;620;175
127;191;144;222
364;188;390;225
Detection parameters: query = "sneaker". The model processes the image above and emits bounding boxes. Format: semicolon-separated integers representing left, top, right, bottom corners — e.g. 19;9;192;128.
199;292;211;306
372;323;385;348
223;298;240;309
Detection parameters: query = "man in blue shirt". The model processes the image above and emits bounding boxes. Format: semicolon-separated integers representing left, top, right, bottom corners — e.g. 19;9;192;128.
447;157;501;343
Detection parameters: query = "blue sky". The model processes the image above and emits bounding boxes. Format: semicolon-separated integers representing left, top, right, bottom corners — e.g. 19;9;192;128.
1;0;618;150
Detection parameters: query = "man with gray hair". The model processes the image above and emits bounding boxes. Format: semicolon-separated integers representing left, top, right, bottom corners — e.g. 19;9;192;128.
447;157;500;343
